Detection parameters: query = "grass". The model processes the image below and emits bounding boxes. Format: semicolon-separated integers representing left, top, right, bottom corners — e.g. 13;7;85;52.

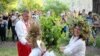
0;47;17;56
0;30;99;56
0;29;17;56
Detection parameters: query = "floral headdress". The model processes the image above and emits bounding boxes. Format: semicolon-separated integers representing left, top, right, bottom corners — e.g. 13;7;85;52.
69;19;90;40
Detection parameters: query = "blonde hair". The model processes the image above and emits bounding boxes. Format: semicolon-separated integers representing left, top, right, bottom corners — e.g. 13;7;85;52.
28;21;41;48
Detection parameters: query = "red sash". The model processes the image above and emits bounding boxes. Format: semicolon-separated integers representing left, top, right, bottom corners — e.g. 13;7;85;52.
17;41;31;56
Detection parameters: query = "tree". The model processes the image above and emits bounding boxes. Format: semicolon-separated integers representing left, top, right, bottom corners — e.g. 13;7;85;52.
43;0;69;16
18;0;43;11
0;0;18;13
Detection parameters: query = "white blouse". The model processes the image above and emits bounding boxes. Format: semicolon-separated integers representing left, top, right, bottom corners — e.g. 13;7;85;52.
29;40;56;56
63;36;86;56
29;48;42;56
43;51;56;56
15;20;28;45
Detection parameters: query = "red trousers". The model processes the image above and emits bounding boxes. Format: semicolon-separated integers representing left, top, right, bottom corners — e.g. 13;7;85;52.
17;41;31;56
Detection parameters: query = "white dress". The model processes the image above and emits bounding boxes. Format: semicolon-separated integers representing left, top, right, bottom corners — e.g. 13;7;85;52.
63;36;86;56
43;50;56;56
29;40;56;56
29;40;46;56
29;47;42;56
29;48;56;56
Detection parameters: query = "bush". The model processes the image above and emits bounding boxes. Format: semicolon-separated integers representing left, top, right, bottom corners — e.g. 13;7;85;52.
40;15;68;49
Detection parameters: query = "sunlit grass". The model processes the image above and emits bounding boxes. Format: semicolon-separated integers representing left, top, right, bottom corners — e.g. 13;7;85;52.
0;29;99;56
0;47;17;56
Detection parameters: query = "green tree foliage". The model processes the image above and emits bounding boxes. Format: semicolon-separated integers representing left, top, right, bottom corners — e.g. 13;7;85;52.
0;0;18;13
43;0;69;16
40;15;68;50
18;0;42;12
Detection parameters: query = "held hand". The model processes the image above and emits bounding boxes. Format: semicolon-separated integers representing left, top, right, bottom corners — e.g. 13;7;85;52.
26;37;29;42
26;37;32;45
60;47;65;52
41;50;46;56
26;37;32;44
37;40;46;51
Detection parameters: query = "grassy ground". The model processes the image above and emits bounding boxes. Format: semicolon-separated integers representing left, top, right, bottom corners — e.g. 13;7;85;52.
0;31;100;56
0;38;100;56
0;42;17;56
0;47;17;56
0;43;100;56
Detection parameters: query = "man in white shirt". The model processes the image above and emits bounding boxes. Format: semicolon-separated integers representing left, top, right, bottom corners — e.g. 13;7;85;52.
15;10;31;56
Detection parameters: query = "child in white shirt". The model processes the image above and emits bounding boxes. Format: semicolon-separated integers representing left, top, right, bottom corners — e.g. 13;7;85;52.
27;22;46;56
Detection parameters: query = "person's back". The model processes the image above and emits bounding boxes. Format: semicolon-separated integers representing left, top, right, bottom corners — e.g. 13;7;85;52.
8;14;12;30
0;21;5;30
86;12;93;26
29;47;42;56
93;15;100;27
43;50;56;56
3;15;8;20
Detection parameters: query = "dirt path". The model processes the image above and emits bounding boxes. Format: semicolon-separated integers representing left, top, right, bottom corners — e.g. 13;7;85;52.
0;41;100;56
0;41;16;48
86;46;100;56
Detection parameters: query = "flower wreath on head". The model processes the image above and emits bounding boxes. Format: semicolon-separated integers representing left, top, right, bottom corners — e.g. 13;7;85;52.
69;20;91;40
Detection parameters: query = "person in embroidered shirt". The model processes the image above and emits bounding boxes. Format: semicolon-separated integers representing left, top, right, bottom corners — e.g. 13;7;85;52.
60;24;86;56
15;10;31;56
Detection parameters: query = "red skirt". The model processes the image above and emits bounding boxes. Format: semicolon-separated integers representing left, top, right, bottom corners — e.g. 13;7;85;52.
17;41;31;56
